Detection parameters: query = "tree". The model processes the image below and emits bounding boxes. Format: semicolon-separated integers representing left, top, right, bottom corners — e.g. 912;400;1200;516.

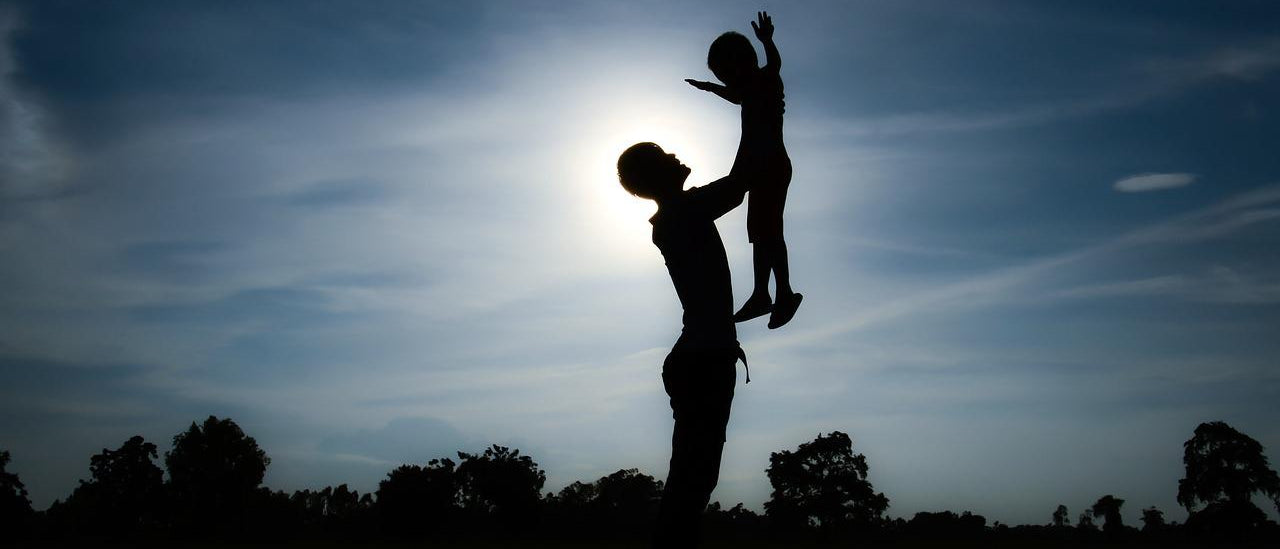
375;458;458;537
62;435;165;537
1140;506;1165;533
0;450;33;535
548;469;662;537
1051;504;1070;527
455;445;546;532
764;431;889;534
293;484;372;535
1077;509;1096;531
1090;495;1124;534
905;510;986;540
165;416;271;535
1178;421;1280;513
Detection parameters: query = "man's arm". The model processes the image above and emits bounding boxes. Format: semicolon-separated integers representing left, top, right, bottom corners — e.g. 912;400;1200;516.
687;173;747;220
688;149;759;219
686;79;742;105
752;11;781;73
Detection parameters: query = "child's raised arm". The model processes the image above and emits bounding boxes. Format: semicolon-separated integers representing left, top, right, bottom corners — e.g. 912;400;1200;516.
752;11;781;73
685;79;741;105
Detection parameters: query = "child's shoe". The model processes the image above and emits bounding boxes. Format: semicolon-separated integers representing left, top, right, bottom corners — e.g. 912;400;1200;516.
767;292;802;329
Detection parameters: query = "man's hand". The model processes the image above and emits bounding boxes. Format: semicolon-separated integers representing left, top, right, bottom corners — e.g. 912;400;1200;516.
685;79;718;92
751;11;774;41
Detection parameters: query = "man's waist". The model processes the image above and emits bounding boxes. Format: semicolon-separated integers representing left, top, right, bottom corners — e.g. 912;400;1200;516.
674;327;738;352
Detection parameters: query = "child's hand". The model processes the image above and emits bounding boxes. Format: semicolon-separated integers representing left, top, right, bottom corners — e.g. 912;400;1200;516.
751;11;774;41
685;79;718;92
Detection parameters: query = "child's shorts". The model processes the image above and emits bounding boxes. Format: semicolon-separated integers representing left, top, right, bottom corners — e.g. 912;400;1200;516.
746;158;793;243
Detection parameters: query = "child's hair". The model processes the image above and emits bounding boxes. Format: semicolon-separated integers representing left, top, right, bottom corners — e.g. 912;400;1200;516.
617;142;666;199
708;31;758;86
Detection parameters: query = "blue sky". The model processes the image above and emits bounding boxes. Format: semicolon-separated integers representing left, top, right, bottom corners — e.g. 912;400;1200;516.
2;0;1279;526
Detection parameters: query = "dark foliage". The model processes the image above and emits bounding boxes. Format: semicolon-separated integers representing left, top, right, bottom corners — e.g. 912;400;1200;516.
1140;506;1166;532
165;415;271;536
1178;421;1280;537
53;435;164;538
291;483;373;536
1091;494;1125;534
374;458;458;537
1051;503;1070;527
13;417;1280;545
546;468;664;539
904;510;987;540
0;450;34;536
764;431;889;535
455;444;547;533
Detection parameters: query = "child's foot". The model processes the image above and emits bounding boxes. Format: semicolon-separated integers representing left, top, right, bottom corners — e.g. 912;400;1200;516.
767;292;803;329
733;295;773;323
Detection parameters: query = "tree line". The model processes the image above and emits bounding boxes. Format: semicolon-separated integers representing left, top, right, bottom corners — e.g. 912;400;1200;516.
2;418;1278;544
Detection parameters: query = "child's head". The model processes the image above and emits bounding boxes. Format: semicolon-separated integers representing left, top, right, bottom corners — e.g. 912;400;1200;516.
617;142;690;200
708;31;758;87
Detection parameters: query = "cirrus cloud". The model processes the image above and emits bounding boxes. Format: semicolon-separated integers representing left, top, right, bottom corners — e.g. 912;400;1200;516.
1114;172;1197;193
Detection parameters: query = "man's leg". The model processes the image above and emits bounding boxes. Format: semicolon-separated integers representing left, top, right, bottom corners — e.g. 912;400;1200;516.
654;351;736;548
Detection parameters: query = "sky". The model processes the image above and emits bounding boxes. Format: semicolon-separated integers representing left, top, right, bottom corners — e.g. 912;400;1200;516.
2;0;1279;527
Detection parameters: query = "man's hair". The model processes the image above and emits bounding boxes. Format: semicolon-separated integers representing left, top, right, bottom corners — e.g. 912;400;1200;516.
617;142;665;199
707;31;757;86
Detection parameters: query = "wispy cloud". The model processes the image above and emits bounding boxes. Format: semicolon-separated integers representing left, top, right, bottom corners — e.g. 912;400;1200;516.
764;183;1280;352
1113;172;1197;193
0;8;69;199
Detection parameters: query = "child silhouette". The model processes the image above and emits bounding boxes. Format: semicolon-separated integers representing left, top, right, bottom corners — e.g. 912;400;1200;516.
686;11;801;329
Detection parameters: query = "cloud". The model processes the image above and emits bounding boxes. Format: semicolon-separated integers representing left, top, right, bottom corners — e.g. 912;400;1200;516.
763;183;1280;352
317;416;472;465
0;8;68;199
1113;172;1196;193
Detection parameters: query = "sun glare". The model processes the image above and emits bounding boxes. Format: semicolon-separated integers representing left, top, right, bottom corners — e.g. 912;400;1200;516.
572;104;731;268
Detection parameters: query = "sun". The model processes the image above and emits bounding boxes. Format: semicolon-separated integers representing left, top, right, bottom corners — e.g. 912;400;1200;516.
570;104;732;268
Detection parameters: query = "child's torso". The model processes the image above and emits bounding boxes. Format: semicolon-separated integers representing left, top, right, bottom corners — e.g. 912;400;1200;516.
738;70;786;155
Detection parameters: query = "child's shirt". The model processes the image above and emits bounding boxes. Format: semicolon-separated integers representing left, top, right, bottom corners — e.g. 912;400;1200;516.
738;68;786;155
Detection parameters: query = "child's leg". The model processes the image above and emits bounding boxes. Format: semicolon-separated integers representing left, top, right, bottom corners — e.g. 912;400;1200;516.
767;239;802;329
772;240;793;297
751;243;773;300
733;243;774;322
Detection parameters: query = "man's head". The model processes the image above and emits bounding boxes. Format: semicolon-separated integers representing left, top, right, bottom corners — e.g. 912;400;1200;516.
617;142;690;201
708;31;757;88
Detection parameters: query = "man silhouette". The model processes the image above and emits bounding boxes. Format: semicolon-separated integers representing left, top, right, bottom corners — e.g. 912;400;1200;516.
616;141;752;547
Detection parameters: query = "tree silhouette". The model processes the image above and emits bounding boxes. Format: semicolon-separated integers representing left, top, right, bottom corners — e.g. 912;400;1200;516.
1178;421;1280;536
375;458;458;537
165;416;270;536
905;510;986;540
1051;504;1070;527
1140;506;1165;533
292;484;372;536
455;445;546;532
1077;509;1096;531
61;435;164;537
1178;421;1280;512
764;431;888;534
1090;495;1124;534
548;468;662;538
0;450;33;536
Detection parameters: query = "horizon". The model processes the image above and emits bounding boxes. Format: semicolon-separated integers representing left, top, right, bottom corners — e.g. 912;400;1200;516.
2;0;1279;527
